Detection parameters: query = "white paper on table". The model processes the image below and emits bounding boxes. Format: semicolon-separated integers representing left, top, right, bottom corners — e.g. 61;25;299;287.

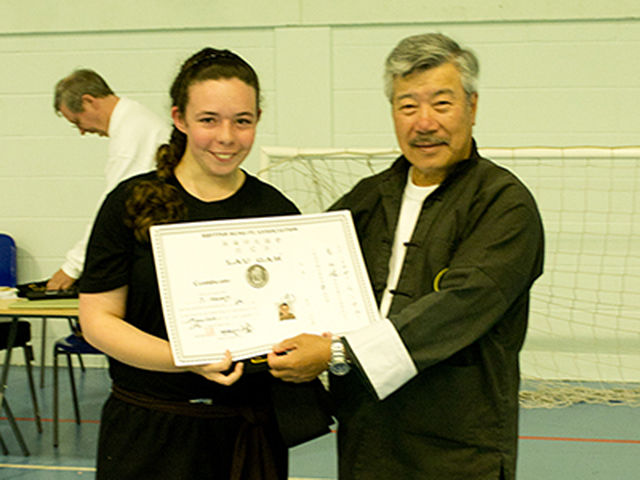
150;211;380;366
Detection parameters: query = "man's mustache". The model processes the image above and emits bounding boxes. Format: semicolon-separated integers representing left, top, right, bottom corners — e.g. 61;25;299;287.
409;135;449;148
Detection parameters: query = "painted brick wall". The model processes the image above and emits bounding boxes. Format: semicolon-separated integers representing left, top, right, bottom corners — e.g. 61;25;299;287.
1;2;638;366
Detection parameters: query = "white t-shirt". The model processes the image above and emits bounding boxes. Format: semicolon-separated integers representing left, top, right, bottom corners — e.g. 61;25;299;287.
61;97;171;278
379;172;438;318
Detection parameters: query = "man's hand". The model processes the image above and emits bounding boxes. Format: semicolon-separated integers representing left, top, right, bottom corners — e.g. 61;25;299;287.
268;333;332;383
47;269;77;290
188;350;244;386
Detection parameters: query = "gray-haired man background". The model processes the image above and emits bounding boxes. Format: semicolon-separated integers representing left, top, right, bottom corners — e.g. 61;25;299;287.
47;69;170;290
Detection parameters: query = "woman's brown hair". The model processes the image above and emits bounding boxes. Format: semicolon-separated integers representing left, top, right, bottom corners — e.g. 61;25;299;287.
125;48;261;242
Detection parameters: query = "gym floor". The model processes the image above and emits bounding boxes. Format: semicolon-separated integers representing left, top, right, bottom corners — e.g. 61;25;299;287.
0;366;638;479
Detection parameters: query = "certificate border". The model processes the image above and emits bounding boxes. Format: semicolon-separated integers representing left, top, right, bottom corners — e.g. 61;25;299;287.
150;210;379;365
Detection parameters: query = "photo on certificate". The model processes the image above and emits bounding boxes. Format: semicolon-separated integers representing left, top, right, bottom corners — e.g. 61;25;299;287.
150;211;380;366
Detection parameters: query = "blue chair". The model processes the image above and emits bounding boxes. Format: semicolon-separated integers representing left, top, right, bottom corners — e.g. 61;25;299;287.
0;234;17;288
0;234;41;455
52;320;103;448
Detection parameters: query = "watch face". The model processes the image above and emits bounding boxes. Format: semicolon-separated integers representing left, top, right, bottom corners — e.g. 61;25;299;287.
330;362;351;376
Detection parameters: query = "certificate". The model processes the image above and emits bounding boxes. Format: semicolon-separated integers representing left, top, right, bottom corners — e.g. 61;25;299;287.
150;211;380;366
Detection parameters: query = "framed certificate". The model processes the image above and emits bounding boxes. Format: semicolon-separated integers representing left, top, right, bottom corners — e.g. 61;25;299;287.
150;211;380;365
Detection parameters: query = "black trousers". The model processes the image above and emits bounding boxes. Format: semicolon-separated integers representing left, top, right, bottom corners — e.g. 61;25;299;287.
96;394;288;480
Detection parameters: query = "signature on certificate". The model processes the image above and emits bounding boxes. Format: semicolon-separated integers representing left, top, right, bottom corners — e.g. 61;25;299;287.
185;316;255;339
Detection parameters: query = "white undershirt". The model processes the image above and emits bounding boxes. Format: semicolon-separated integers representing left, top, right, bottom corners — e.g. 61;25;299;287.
344;169;438;399
379;171;438;317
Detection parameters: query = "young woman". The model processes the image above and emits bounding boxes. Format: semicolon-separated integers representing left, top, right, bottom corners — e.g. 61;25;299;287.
79;48;299;480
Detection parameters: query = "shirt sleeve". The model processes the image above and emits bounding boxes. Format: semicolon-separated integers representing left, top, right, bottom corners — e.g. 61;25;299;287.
61;223;93;279
344;319;418;400
80;184;135;294
61;188;110;279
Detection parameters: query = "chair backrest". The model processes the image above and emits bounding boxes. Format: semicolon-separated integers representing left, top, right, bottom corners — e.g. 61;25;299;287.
0;233;17;287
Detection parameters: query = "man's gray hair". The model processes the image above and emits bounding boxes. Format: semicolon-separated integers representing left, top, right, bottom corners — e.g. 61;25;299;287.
54;69;114;113
384;33;479;102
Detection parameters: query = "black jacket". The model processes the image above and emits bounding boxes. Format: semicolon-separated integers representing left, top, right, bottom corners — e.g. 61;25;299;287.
329;142;544;479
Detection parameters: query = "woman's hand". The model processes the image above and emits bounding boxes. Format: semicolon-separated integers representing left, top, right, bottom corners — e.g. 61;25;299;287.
187;350;244;386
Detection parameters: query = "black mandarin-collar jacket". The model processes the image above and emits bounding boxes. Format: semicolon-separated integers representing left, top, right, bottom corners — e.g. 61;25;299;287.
329;141;545;479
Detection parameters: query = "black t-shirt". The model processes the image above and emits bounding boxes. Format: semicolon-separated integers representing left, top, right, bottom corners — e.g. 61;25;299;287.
81;171;299;404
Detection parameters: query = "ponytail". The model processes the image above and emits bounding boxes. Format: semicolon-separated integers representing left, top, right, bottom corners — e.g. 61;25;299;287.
124;127;187;243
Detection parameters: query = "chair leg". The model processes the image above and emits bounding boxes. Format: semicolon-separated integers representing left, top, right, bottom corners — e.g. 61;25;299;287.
0;431;8;455
77;353;86;372
1;397;30;456
65;317;86;372
23;346;43;434
53;346;59;448
66;353;81;424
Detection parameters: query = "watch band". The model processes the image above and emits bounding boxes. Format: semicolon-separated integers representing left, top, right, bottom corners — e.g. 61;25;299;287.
329;335;351;376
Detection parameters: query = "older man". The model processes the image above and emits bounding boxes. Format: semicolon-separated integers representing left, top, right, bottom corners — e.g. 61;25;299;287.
269;33;544;479
47;69;170;290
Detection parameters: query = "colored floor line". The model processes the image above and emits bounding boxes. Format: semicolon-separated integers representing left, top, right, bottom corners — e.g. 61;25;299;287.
6;418;640;444
0;464;95;472
5;417;639;444
520;435;640;444
1;416;100;424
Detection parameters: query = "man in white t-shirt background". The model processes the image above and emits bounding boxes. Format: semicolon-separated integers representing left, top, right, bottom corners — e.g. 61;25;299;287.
47;69;170;290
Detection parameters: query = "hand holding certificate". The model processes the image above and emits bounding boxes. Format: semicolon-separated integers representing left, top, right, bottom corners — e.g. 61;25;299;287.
150;211;380;366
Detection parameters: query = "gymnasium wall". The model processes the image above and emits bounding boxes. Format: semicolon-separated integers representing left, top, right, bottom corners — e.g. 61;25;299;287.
1;1;639;366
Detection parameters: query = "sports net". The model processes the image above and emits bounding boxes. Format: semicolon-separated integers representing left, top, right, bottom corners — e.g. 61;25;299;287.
258;146;640;408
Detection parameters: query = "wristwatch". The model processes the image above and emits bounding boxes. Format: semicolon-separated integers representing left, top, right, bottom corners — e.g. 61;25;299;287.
329;336;351;376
